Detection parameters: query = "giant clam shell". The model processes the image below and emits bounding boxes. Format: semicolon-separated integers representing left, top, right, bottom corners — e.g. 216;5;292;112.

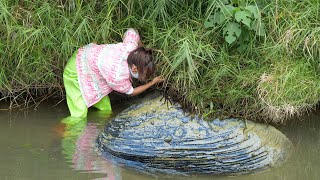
96;96;292;174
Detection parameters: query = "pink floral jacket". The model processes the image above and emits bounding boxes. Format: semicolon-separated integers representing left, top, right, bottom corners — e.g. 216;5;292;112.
76;28;140;107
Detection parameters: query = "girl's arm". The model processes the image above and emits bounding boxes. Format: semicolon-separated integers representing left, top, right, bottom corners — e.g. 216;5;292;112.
130;76;164;96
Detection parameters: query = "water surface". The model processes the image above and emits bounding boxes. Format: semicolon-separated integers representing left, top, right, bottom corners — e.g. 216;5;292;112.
1;100;319;180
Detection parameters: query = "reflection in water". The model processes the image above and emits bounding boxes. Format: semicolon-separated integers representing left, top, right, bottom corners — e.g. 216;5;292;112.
60;116;122;180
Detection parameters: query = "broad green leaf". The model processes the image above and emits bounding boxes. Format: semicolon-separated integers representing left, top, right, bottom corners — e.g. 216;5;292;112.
204;12;225;28
204;15;214;28
225;33;237;44
214;12;225;25
221;5;235;19
223;22;241;44
245;5;260;19
223;22;241;37
235;10;252;28
204;21;214;28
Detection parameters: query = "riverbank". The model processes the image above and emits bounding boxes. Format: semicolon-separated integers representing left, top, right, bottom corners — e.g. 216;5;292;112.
1;0;320;123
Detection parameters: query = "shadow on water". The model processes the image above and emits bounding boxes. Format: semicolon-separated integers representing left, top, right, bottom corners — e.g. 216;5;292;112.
0;99;320;180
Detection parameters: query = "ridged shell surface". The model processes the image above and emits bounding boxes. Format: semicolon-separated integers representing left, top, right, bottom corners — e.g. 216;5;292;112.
96;96;292;174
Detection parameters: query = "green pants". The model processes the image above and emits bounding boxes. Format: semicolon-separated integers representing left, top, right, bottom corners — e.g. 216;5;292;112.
63;50;112;118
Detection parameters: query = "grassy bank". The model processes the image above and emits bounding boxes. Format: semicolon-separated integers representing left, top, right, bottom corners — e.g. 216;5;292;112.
1;0;320;123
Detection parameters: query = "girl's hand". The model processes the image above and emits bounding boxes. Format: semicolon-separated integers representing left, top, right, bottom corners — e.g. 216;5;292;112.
151;76;165;85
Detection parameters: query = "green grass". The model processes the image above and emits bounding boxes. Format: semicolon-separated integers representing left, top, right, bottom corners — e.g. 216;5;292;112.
1;0;320;123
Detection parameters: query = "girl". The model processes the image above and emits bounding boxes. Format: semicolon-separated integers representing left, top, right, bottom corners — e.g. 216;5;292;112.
63;28;164;118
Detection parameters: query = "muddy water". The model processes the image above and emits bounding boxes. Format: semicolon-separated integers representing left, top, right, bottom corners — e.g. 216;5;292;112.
0;100;319;180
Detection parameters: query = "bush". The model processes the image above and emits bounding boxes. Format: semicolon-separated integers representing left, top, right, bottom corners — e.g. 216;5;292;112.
1;0;320;123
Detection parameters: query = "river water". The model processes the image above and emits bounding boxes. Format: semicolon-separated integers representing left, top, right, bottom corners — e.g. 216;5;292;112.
0;100;319;180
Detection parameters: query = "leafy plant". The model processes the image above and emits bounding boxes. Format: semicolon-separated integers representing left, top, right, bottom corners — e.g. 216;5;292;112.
1;0;320;124
204;0;265;49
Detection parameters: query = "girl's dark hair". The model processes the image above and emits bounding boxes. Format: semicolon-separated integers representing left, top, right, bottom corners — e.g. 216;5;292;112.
127;46;155;81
